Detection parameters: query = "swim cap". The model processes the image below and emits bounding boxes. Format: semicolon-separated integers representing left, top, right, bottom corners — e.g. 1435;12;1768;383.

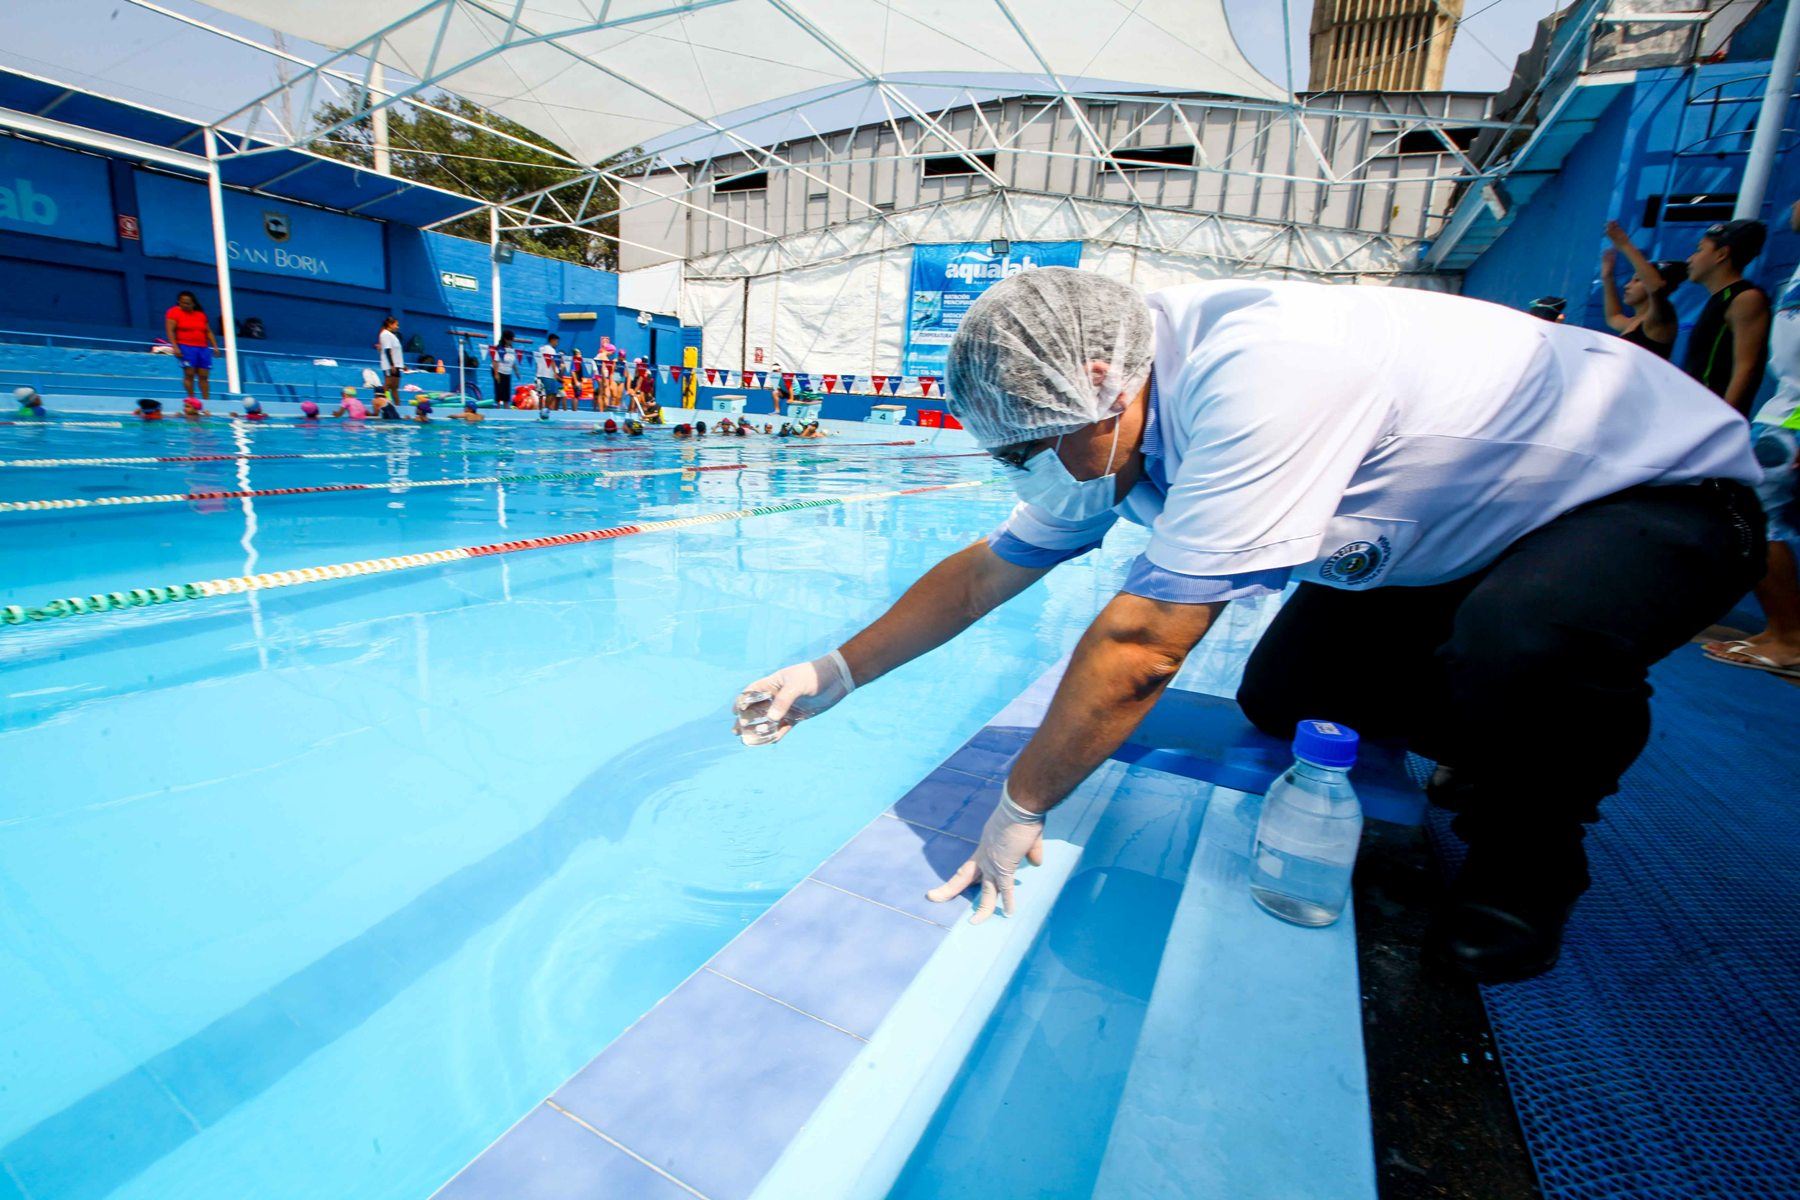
14;386;41;407
137;397;161;412
1527;295;1567;321
243;398;262;413
1702;218;1767;265
464;398;478;412
603;418;618;432
300;400;320;417
417;399;433;414
696;422;707;435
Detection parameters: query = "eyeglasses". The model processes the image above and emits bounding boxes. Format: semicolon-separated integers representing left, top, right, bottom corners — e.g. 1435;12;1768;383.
991;438;1054;471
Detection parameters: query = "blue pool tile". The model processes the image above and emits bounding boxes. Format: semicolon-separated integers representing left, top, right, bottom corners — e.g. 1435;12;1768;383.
941;726;1030;782
0;1066;198;1200
709;878;945;1038
810;815;979;925
436;1104;696;1200
891;766;1000;841
551;969;863;1200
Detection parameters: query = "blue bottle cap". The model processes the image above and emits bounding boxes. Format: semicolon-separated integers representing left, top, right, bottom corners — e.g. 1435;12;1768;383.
1292;719;1359;769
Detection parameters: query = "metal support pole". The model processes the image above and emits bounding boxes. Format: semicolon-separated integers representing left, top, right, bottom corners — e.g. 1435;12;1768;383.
370;62;392;175
489;207;503;344
203;127;242;395
1735;0;1800;220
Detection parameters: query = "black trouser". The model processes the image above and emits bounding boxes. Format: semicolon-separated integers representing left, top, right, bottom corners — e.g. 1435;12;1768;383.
1237;481;1765;899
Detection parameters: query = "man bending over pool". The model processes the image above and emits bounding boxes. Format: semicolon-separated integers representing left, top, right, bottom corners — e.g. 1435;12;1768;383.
732;268;1765;983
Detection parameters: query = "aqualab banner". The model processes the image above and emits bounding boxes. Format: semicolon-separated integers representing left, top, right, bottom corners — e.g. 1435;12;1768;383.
901;241;1083;377
0;138;116;246
135;169;387;290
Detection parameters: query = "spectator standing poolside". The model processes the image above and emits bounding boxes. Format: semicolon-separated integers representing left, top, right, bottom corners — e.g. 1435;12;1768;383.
1684;219;1772;413
1600;220;1685;359
164;291;218;403
769;360;792;413
492;331;519;407
537;334;565;411
1706;198;1800;680
378;316;405;407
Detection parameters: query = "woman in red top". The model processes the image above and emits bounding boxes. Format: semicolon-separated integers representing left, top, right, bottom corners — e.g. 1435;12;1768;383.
163;291;218;403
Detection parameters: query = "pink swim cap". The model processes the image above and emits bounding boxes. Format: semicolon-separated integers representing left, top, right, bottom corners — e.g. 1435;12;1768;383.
300;401;320;417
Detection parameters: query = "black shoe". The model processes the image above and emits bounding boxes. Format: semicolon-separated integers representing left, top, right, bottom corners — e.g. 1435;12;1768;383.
1427;896;1576;984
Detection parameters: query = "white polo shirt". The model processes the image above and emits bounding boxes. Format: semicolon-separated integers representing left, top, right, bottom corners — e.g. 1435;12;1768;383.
990;280;1759;599
378;328;403;372
537;344;562;380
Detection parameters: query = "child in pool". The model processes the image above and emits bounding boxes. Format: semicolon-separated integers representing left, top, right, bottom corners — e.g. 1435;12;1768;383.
241;398;267;422
300;400;321;420
14;387;45;418
447;399;483;423
413;399;433;423
181;397;205;419
335;392;369;419
137;398;164;421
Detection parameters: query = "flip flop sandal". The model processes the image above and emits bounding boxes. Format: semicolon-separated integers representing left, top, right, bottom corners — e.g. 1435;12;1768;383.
1706;646;1800;679
1701;639;1754;661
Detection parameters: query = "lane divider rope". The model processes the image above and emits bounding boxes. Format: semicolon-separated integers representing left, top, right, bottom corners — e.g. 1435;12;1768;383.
0;479;995;624
0;420;122;428
0;453;991;512
0;438;923;469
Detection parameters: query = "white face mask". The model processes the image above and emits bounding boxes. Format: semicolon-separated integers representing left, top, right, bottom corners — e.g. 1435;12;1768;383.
1010;415;1126;520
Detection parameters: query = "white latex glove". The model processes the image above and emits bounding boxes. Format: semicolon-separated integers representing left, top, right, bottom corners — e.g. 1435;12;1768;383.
926;783;1047;924
733;650;855;745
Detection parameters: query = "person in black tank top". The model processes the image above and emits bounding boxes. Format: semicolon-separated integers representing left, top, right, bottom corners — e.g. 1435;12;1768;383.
1683;219;1772;413
1601;220;1685;359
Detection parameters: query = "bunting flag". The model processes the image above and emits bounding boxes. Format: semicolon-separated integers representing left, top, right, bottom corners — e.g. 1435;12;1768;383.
822;374;838;393
871;374;886;394
919;376;937;398
887;376;902;395
798;373;813;391
781;373;795;390
756;372;768;388
670;366;684;384
840;374;858;393
706;368;718;385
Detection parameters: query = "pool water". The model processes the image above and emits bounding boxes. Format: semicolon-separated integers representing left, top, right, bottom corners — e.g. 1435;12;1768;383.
0;413;1149;1200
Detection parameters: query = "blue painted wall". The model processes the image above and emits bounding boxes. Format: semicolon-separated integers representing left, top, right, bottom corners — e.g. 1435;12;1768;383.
0;137;673;395
1462;60;1800;406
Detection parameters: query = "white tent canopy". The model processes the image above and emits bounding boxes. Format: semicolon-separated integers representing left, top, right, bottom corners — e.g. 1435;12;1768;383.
205;0;1282;167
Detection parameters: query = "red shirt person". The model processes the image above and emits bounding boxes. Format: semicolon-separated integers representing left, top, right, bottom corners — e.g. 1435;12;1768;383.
164;291;218;402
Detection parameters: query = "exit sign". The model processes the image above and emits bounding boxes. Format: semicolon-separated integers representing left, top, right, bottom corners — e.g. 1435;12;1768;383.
440;271;479;291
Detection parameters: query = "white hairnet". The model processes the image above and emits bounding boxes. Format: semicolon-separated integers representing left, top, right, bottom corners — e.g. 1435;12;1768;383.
945;267;1154;449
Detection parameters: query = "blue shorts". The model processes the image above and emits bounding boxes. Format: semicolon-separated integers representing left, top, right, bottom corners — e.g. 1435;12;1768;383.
538;375;562;397
1752;423;1799;546
178;344;213;371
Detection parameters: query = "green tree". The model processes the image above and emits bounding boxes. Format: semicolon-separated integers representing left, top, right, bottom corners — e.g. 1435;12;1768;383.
309;92;642;269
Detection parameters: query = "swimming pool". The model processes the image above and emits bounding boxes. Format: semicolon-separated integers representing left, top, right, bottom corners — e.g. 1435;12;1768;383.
0;411;1150;1200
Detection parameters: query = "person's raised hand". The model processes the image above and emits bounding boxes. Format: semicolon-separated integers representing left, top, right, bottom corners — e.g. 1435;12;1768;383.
1604;219;1630;246
732;651;855;745
926;785;1047;924
1601;247;1617;274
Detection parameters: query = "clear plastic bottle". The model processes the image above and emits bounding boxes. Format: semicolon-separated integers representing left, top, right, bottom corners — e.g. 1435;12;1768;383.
1249;719;1363;927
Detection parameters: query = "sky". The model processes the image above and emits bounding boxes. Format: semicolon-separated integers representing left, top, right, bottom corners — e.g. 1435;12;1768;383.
1;0;1565;154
